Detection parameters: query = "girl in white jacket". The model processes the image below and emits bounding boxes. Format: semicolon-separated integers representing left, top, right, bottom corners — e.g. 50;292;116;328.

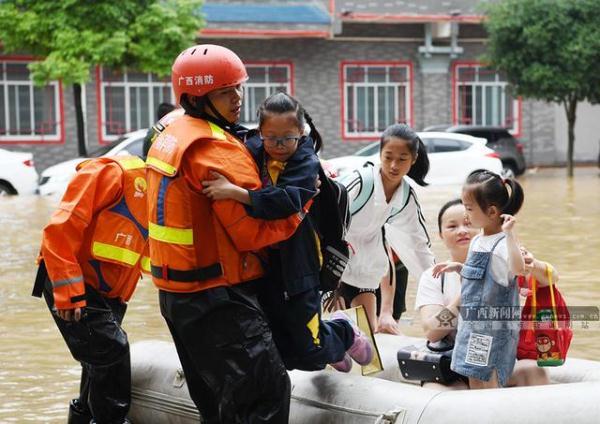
337;124;435;333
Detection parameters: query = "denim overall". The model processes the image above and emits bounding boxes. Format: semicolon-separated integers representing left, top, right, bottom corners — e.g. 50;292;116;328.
451;234;520;387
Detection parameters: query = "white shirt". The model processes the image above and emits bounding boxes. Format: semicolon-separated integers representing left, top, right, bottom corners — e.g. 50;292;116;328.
339;164;435;289
469;233;513;287
415;267;461;310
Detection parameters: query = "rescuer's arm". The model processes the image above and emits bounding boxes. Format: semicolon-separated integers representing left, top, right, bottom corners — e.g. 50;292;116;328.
183;147;304;251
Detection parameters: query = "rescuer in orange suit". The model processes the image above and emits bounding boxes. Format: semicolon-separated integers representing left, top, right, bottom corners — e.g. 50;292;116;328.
33;155;149;424
145;45;306;423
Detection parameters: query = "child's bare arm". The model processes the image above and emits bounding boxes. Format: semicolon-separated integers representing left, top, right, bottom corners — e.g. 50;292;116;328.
502;214;527;276
521;247;559;287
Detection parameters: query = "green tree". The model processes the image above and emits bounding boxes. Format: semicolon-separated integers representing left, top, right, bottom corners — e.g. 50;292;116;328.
483;0;600;176
0;0;204;156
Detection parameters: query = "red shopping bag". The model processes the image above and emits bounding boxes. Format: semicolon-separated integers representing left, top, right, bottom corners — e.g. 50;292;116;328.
516;264;573;366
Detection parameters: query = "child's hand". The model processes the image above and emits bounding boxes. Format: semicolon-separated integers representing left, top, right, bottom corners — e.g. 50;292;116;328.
501;214;517;234
377;312;401;335
201;172;236;200
520;246;535;274
432;261;463;279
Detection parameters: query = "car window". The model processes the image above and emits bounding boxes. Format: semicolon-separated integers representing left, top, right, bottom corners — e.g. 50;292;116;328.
459;130;493;143
420;138;435;153
354;142;379;157
123;138;145;157
88;138;126;157
432;138;468;153
496;130;515;143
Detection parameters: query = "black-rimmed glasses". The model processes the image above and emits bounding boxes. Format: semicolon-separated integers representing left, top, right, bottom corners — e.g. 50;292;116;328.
261;135;301;148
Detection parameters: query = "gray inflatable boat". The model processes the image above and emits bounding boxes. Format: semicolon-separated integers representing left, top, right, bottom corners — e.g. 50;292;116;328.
129;334;600;423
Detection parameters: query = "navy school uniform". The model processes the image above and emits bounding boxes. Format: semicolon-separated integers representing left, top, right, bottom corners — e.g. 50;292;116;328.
244;132;354;371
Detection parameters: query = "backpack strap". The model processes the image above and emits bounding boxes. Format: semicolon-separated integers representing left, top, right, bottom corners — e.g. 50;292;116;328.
386;178;411;223
345;162;375;216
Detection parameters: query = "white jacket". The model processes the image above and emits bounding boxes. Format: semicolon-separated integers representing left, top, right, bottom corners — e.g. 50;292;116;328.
338;163;435;289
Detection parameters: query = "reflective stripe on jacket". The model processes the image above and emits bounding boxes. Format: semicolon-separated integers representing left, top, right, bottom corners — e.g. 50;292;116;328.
145;115;303;293
41;156;149;309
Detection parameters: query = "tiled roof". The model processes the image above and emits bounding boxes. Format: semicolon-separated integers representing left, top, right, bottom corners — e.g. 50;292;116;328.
203;2;331;24
335;0;494;20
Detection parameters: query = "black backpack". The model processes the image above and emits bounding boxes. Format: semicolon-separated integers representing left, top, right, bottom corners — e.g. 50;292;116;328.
310;165;352;292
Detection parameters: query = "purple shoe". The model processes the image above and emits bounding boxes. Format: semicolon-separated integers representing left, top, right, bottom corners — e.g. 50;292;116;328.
331;311;374;366
330;353;353;373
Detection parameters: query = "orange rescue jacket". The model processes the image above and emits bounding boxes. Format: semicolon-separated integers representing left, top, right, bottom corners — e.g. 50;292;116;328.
145;115;304;293
41;156;149;310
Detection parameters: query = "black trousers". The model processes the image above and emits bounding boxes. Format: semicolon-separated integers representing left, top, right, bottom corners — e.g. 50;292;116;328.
159;282;291;424
258;279;354;371
42;279;130;424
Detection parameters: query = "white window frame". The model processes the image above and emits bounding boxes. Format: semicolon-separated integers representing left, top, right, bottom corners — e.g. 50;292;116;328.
241;63;292;126
99;67;175;143
0;60;61;142
454;64;520;134
342;63;412;139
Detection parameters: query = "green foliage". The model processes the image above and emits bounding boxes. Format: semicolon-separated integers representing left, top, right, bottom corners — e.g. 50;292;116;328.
483;0;600;105
0;0;204;85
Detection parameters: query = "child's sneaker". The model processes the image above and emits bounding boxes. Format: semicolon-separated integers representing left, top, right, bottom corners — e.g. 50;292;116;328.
329;353;353;373
330;311;373;366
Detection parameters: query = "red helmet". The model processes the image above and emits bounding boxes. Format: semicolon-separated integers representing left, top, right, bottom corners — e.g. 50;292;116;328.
171;44;248;104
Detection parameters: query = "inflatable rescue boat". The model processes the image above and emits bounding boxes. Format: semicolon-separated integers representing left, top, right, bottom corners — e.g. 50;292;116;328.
129;334;600;423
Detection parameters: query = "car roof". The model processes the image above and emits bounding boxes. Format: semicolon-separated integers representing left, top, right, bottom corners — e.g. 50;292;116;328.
417;131;481;143
446;125;511;133
106;129;148;152
422;124;451;131
118;129;148;144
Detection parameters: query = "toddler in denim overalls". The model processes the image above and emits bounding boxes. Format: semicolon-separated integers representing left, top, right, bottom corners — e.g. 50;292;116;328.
432;169;526;389
451;233;520;387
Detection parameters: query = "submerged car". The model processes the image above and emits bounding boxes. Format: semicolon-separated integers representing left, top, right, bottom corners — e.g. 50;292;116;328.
326;132;503;185
38;129;147;196
422;125;526;177
0;148;39;195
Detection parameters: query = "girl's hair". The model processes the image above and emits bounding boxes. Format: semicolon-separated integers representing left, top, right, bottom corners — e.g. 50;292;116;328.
438;198;463;233
257;92;323;153
464;170;524;216
380;124;429;186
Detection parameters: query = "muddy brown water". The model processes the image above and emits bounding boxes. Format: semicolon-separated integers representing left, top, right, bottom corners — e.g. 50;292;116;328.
1;168;599;421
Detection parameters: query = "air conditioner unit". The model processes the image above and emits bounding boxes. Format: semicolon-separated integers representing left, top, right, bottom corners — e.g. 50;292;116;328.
432;21;452;39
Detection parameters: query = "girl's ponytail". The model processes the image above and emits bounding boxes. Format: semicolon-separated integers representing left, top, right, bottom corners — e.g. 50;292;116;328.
464;170;524;216
304;112;323;153
502;178;524;215
407;136;429;187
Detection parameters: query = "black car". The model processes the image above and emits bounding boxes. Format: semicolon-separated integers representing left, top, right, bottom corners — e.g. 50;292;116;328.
422;125;527;177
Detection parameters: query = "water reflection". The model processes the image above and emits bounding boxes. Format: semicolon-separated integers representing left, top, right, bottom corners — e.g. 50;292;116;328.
1;168;599;421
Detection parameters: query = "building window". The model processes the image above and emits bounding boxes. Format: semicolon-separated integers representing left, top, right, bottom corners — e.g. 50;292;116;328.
341;62;412;139
0;60;62;143
453;63;520;134
242;63;292;125
99;68;174;143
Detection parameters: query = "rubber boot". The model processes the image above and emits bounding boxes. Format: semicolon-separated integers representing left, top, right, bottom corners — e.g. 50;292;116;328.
68;399;92;424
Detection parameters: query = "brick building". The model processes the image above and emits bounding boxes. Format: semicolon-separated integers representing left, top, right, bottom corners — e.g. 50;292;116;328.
1;0;598;172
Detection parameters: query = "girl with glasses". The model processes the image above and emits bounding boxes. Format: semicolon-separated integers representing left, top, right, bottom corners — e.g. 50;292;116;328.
202;92;373;373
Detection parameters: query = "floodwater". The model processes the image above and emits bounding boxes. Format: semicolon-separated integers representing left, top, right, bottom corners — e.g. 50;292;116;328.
1;167;599;422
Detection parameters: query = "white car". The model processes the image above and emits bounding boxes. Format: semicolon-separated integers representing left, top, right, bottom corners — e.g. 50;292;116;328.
0;148;39;195
38;129;147;196
326;132;503;185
